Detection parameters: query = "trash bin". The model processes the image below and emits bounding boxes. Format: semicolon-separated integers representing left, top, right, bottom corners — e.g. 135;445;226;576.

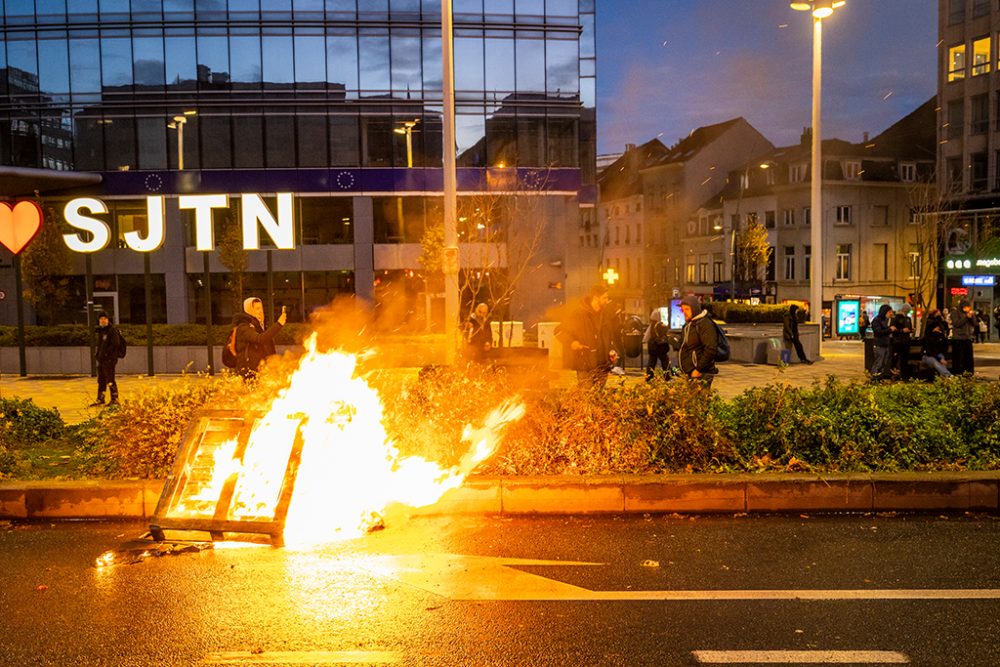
624;332;643;359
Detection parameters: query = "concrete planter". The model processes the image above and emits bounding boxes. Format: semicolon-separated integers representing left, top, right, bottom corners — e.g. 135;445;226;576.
723;323;820;364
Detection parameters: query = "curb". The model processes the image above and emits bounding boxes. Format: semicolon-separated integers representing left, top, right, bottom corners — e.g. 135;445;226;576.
1;473;998;521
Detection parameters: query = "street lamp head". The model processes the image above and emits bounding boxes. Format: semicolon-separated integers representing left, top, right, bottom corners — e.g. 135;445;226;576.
182;109;197;116
172;115;187;124
790;0;844;18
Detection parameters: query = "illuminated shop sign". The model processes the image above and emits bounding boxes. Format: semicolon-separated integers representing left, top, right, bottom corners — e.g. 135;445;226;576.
977;257;1000;268
62;194;295;253
962;275;996;287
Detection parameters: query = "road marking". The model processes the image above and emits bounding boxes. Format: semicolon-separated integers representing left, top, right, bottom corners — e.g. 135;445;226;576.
201;651;399;665
693;650;909;663
365;552;1000;602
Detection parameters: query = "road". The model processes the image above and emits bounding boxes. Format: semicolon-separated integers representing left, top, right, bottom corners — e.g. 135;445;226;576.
1;514;999;666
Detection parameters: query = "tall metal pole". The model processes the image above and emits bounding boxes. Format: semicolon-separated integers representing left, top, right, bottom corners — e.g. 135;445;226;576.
85;254;96;377
177;119;185;171
809;16;824;342
441;0;459;365
144;253;154;376
13;255;26;377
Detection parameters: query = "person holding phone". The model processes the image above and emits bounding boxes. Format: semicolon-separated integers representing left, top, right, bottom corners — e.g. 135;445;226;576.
231;297;287;380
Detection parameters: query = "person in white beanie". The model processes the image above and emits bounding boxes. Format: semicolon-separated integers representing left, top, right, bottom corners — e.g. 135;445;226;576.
231;297;286;380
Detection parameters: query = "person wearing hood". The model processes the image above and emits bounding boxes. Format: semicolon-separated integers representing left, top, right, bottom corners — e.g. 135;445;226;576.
232;297;286;380
91;310;126;406
890;303;914;379
782;304;812;365
870;304;894;381
950;300;975;375
678;295;718;385
464;302;493;364
643;308;673;381
921;308;952;378
555;284;621;389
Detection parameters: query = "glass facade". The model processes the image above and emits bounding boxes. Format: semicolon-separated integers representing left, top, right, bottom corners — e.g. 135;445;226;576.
0;0;595;174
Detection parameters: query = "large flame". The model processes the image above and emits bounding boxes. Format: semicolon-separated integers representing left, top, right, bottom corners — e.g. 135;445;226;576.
178;335;523;547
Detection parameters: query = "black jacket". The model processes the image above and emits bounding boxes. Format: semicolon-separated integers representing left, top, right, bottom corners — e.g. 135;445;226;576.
891;313;913;344
871;312;893;348
95;325;125;364
782;311;800;342
556;299;620;372
679;311;718;376
922;315;949;358
232;312;282;377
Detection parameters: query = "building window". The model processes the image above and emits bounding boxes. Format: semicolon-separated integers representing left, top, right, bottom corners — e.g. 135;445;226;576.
835;205;852;225
949;0;965;23
872;205;889;227
948;43;966;82
972;93;989;134
900;162;916;182
947;157;963;193
972;36;991;76
873;243;888;281
783;246;795;281
790;163;806;183
908;244;922;279
698;260;708;284
947;99;964;139
843;160;862;180
971;152;988;192
615;225;620;245
803;206;811;226
686;262;696;284
765;247;776;282
804;245;811;280
764;210;776;229
713;254;723;282
783;209;795;226
973;0;990;17
635;224;641;243
835;244;852;281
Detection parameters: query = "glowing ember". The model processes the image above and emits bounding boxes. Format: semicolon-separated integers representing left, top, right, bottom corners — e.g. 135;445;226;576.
171;335;523;546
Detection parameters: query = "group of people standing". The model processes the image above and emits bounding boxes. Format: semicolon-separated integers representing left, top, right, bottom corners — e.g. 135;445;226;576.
870;300;978;380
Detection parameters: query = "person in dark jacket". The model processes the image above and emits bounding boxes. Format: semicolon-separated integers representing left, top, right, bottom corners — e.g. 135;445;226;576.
91;311;126;406
921;308;951;378
890;303;914;379
464;302;493;363
555;284;620;389
782;304;812;364
870;304;894;381
678;295;718;386
643;308;673;381
232;297;286;380
950;300;975;375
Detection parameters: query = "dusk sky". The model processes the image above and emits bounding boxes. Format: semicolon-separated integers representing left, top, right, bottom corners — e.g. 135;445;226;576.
596;0;938;156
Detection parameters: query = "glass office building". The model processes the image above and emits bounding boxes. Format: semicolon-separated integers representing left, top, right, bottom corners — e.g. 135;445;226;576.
0;0;596;327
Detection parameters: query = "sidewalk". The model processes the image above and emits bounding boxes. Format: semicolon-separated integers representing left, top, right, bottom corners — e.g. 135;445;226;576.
1;341;998;521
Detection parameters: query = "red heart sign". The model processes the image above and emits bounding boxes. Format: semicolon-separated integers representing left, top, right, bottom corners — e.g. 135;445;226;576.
0;201;43;255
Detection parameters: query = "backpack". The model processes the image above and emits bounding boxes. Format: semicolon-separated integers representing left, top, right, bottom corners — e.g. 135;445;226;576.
117;332;127;359
711;320;730;362
222;327;239;368
651;321;671;345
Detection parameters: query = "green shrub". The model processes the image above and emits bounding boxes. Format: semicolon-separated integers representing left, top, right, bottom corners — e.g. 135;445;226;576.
705;302;801;324
0;443;31;479
0;323;311;347
0;397;65;446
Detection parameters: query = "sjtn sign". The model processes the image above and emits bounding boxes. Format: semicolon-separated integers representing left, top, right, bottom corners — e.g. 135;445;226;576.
63;194;295;253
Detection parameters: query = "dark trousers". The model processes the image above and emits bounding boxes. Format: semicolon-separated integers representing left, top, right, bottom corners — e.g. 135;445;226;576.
97;360;118;401
645;342;671;380
787;336;809;363
951;339;975;375
891;342;911;379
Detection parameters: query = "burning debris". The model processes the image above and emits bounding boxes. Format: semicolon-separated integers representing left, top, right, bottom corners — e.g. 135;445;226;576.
150;335;524;548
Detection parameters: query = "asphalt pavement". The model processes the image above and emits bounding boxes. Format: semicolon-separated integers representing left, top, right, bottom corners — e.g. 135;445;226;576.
1;514;998;666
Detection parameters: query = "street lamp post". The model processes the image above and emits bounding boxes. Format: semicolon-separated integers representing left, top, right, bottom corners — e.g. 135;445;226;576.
167;110;196;170
791;0;844;346
394;119;418;168
442;0;459;365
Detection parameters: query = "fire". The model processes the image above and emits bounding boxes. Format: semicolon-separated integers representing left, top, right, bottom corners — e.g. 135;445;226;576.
172;334;523;547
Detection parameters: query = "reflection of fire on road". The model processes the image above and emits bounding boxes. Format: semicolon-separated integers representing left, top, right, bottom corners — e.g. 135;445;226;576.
150;334;524;547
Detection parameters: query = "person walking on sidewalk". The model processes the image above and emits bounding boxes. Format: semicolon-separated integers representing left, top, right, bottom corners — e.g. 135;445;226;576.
92;311;126;406
556;284;621;389
232;297;286;381
678;295;718;387
870;304;894;381
782;304;812;364
950;300;976;375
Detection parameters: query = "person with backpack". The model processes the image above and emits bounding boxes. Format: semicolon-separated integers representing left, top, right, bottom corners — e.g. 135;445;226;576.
91;310;126;406
782;304;812;365
230;297;286;380
643;308;673;381
678;295;718;387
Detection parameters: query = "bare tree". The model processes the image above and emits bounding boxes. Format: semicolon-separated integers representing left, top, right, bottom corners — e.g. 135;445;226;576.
906;172;954;319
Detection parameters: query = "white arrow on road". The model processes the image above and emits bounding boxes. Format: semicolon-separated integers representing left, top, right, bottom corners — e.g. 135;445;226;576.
364;553;1000;602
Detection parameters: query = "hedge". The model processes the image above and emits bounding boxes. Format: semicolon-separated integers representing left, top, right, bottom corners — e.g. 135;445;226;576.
0;323;311;347
704;302;806;324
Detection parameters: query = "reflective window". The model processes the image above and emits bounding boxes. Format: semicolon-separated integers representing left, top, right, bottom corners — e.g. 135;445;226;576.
6;36;39;80
455;112;485;166
199;114;230;167
131;0;163;16
5;0;35;16
66;0;98;14
102;33;134;87
263;35;294;86
373;196;426;243
547;115;576;166
165;35;197;89
389;0;419;12
361;115;393;166
133;34;166;87
546;36;578;94
293;0;322;11
421;31;442;90
261;0;291;12
515;32;544;92
297;113;329;167
390;31;422;92
454;0;481;13
484;36;515;93
104;115;136;169
486;110;517;166
37;0;67;20
358;32;390;91
38;37;70;94
972;36;990;76
230;35;263;85
948;43;966;82
232;114;264;167
329;113;360;165
300;198;353;245
265;114;295;166
515;0;542;16
229;0;259;14
516;110;543;165
294;35;326;85
196;34;229;87
545;0;574;16
326;33;359;95
99;0;129;15
73;113;104;169
455;32;485;95
421;0;440;14
484;0;512;13
326;0;356;13
195;0;225;16
136;115;168;168
580;12;594;57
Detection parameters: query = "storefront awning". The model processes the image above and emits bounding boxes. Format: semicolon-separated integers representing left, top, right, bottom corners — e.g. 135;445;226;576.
0;166;102;197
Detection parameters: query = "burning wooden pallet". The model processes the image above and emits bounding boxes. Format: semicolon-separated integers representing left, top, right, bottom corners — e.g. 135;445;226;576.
150;410;305;546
